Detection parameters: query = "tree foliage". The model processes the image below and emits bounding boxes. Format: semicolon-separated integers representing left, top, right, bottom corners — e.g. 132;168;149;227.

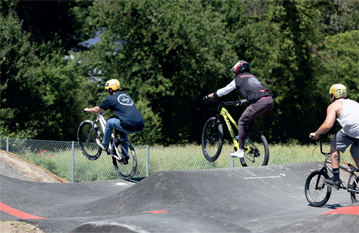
1;0;358;145
80;0;236;145
1;13;89;140
0;0;93;53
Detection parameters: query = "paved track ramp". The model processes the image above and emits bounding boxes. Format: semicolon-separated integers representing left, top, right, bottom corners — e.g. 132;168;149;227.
0;162;358;232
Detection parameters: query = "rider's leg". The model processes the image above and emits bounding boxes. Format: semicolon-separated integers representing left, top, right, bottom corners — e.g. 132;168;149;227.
350;140;359;168
352;154;359;168
330;144;340;169
327;130;356;189
102;118;121;149
232;103;261;158
330;145;340;182
237;97;274;149
119;131;129;155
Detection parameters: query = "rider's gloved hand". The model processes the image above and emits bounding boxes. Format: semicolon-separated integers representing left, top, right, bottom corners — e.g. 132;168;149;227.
203;95;210;102
240;99;248;105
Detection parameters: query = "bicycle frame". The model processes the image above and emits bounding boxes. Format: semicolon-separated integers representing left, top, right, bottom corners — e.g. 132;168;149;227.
217;106;257;154
317;138;359;192
93;113;123;161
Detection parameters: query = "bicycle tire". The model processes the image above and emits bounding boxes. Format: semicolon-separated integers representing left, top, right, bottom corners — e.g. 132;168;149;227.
77;120;102;160
112;140;137;180
304;170;332;207
350;176;359;203
201;117;224;162
239;129;269;166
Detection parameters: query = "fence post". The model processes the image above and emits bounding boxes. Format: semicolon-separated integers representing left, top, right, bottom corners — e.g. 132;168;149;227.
146;145;149;177
71;141;74;183
231;157;234;168
6;137;9;151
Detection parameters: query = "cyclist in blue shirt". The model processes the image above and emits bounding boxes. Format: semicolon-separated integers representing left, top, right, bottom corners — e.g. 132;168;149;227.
84;79;144;161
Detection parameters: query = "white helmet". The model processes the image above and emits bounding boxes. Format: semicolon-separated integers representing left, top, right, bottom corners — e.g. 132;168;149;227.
329;84;347;98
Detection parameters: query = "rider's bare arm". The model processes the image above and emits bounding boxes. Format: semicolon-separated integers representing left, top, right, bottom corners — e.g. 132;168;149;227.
84;106;103;113
309;101;342;140
207;93;215;99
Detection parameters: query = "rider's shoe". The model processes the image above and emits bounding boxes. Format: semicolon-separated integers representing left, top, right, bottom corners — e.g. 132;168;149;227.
230;149;244;158
96;138;109;154
323;177;341;190
118;154;129;165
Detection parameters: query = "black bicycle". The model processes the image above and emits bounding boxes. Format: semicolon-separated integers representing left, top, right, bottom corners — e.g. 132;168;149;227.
304;136;359;207
202;98;269;166
77;112;137;180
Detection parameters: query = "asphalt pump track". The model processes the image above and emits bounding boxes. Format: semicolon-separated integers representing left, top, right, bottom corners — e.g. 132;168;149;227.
1;162;359;232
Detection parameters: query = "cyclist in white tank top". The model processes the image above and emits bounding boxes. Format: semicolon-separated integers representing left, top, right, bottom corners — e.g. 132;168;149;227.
337;99;359;139
309;84;359;190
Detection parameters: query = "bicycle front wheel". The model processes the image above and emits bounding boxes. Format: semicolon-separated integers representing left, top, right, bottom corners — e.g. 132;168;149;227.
305;170;332;207
350;176;359;203
201;117;223;162
240;129;269;166
112;140;137;180
77;120;102;160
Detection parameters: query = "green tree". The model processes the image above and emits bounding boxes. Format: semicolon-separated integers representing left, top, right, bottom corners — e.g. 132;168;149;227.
313;30;359;130
81;0;236;145
1;12;39;138
212;0;321;143
1;13;90;140
0;0;93;53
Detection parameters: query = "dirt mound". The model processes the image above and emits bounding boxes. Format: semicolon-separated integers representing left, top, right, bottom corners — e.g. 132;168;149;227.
0;150;68;183
0;150;68;233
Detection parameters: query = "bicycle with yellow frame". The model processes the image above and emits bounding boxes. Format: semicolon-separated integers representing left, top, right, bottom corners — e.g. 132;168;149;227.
202;98;269;166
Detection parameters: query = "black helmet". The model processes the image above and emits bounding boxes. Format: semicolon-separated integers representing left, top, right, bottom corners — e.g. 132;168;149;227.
230;60;250;75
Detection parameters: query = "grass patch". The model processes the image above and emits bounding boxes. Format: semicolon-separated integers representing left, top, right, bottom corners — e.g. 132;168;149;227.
8;139;356;183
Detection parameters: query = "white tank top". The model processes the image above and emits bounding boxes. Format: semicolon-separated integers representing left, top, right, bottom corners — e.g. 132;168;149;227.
337;99;359;139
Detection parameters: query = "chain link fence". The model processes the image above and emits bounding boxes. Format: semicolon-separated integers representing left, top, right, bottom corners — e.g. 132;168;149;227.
1;136;355;183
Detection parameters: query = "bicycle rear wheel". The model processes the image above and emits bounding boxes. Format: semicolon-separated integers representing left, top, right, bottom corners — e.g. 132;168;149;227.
240;129;269;166
350;176;359;203
201;117;223;162
112;139;137;180
77;120;102;160
305;170;332;207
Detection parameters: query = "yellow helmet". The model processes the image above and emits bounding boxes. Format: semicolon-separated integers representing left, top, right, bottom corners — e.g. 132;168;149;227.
105;79;120;91
329;84;347;98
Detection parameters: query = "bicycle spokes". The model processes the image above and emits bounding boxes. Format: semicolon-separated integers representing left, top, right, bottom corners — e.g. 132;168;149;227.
240;129;269;166
208;124;219;143
202;117;223;162
315;175;326;190
86;126;97;143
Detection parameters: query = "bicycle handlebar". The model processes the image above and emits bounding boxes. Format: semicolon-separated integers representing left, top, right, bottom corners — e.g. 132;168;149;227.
81;110;102;115
205;98;246;107
310;135;330;155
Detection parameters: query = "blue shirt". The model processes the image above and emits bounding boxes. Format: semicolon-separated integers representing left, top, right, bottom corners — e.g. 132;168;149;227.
99;92;145;131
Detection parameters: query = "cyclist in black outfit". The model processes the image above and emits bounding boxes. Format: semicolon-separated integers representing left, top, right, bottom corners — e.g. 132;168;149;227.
204;60;274;158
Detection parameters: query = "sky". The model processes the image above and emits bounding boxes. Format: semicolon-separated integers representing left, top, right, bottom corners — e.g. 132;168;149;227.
81;36;100;48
